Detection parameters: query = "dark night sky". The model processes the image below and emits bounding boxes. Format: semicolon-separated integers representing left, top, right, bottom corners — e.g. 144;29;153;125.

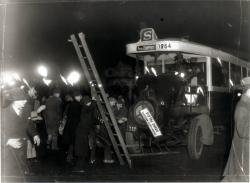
1;1;249;79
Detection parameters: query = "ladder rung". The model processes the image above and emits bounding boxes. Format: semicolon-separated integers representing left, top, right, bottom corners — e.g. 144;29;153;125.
78;45;83;48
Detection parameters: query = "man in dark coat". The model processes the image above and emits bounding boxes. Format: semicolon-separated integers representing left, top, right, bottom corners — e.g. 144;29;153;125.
44;88;62;150
222;77;250;182
73;96;97;173
1;87;40;181
62;91;82;163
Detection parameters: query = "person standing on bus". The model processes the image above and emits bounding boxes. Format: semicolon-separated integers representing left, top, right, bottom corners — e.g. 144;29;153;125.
222;77;250;182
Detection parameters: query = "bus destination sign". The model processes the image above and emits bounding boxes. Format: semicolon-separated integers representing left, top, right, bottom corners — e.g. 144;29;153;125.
137;45;156;51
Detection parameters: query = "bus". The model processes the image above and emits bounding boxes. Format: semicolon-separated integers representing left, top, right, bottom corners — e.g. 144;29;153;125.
125;28;250;160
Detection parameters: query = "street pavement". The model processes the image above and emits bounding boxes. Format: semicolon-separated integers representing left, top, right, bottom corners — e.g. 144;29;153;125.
3;133;228;182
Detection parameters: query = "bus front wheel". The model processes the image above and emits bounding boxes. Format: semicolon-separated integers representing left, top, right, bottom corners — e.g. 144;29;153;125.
187;118;204;160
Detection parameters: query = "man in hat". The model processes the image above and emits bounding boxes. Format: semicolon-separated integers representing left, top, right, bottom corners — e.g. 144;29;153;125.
73;95;97;172
222;77;250;182
1;86;40;179
44;88;62;150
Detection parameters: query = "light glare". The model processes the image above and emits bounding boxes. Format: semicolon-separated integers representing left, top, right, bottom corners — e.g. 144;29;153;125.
43;78;52;86
60;75;68;85
67;71;80;86
180;72;185;78
37;65;48;77
151;67;157;76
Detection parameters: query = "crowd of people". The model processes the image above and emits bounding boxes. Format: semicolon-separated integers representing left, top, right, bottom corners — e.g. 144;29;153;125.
2;84;128;176
2;74;249;181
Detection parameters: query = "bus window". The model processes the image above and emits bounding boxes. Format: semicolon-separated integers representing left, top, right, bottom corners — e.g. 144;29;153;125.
211;58;228;87
231;64;241;85
143;54;163;75
147;61;162;75
190;62;206;86
165;62;178;74
242;67;247;78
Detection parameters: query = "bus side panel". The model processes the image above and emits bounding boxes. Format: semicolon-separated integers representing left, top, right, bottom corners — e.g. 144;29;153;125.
209;91;232;126
209;91;234;166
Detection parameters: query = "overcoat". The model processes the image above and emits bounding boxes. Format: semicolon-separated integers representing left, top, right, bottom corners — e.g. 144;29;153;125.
2;95;38;177
223;94;250;182
44;96;62;135
75;101;97;157
62;100;81;145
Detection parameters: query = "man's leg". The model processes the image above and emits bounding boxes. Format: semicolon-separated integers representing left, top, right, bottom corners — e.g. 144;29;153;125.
103;145;114;163
66;144;74;163
73;133;89;172
3;142;29;177
89;132;96;164
10;139;32;177
51;133;59;150
47;134;52;149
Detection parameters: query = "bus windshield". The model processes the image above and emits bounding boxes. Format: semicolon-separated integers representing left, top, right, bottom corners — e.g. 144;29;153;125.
137;52;207;86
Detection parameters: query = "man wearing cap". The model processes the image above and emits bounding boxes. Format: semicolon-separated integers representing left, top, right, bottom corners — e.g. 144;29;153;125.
44;88;62;150
222;77;250;182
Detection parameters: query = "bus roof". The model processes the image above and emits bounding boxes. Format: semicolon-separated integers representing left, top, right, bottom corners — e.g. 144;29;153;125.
126;28;250;68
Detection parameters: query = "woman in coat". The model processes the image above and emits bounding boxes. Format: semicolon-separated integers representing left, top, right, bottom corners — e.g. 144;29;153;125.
222;77;250;182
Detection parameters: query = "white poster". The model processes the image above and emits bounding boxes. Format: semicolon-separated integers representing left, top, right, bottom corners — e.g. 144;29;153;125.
140;108;162;137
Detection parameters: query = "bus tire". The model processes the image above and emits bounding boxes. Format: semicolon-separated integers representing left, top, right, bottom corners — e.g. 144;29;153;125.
187;118;204;160
125;132;141;154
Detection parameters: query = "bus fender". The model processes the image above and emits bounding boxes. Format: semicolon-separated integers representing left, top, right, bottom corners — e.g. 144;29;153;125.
194;114;214;145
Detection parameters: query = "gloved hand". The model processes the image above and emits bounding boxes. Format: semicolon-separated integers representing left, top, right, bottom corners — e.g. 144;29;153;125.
6;138;22;149
33;135;40;146
58;124;64;135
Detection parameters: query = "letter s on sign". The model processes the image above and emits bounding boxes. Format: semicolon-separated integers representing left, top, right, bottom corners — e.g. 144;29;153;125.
142;30;152;41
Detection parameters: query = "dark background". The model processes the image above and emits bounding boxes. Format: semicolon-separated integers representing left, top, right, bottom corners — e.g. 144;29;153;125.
1;0;249;80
